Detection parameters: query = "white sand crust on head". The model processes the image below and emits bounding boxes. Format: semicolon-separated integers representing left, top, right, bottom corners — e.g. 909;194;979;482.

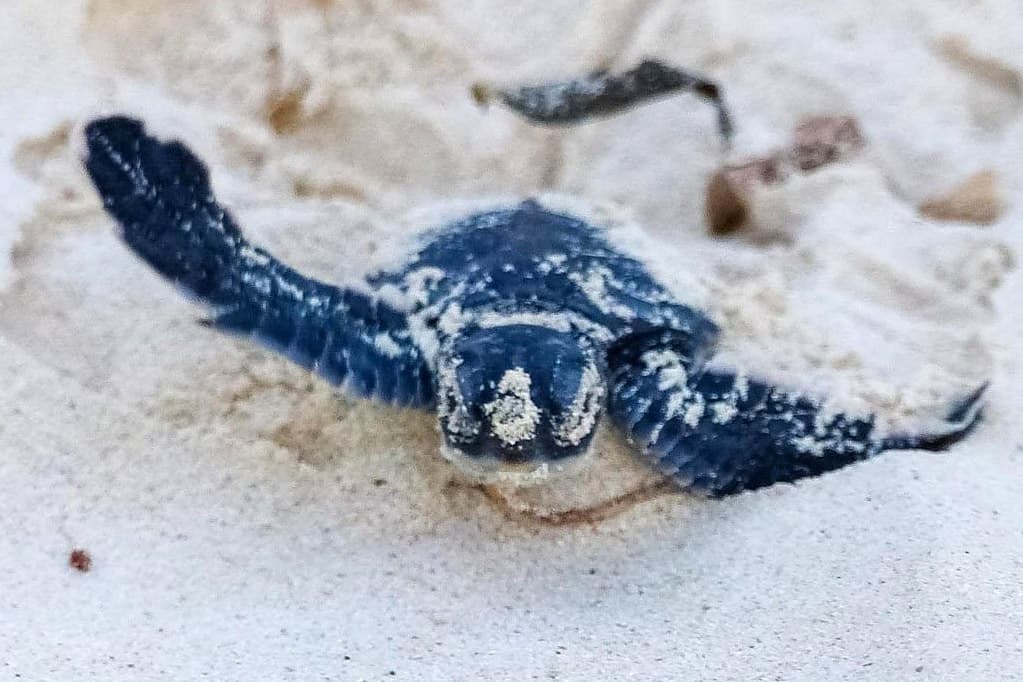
483;367;541;446
1;1;1022;679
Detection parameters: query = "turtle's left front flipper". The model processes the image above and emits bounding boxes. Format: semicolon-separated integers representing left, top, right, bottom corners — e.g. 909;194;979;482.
83;116;434;407
607;348;986;496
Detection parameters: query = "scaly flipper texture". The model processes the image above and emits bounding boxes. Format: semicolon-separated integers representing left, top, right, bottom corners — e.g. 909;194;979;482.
608;346;985;496
84;116;434;407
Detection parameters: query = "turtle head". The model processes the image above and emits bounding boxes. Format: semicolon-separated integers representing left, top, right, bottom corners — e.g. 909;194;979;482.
437;324;605;485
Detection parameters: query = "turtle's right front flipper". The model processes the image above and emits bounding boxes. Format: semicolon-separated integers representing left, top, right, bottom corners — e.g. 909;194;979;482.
83;116;434;408
607;344;986;497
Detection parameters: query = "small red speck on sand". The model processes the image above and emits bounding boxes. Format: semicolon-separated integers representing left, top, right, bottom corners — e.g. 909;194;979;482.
69;549;92;573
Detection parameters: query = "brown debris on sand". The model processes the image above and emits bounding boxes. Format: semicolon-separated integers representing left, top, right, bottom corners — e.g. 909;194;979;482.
69;549;92;573
706;115;866;234
919;170;1004;225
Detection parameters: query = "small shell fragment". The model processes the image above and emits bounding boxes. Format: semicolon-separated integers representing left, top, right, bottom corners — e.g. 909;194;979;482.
788;115;866;172
919;170;1004;225
705;156;788;234
705;115;865;235
69;548;92;572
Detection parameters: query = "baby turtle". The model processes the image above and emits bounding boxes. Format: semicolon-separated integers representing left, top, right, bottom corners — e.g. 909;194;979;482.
83;62;984;496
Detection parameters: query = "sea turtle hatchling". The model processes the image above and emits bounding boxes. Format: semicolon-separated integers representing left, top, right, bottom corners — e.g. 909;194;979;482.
83;62;985;497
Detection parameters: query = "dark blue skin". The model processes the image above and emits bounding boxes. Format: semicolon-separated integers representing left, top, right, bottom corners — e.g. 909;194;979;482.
439;324;602;464
83;116;985;496
367;199;719;339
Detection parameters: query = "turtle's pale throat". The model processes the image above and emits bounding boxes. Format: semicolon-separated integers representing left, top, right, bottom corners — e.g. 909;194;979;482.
440;444;590;486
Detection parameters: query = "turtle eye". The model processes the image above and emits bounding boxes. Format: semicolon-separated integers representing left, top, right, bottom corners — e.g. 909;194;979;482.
436;362;481;442
551;361;605;448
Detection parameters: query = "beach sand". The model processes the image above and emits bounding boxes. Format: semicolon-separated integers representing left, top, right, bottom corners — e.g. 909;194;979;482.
1;1;1021;679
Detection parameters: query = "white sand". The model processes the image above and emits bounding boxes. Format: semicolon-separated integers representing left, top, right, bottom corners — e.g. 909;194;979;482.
2;1;1022;679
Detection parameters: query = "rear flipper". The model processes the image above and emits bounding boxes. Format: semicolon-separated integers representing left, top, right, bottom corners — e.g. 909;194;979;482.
84;116;434;407
608;349;986;496
476;59;733;144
